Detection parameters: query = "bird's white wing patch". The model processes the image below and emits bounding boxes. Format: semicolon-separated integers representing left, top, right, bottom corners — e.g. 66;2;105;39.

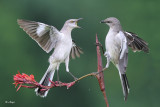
36;23;47;36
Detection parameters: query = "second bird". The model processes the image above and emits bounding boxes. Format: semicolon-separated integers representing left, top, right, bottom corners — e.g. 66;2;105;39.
100;17;149;101
17;18;83;97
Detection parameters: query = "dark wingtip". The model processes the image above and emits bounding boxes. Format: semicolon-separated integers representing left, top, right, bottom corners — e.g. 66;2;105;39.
143;47;149;53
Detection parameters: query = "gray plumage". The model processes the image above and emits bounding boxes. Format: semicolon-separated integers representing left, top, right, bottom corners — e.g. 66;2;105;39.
101;17;149;101
17;18;83;97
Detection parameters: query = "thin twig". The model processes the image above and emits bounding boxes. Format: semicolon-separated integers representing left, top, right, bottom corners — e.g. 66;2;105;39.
74;72;97;83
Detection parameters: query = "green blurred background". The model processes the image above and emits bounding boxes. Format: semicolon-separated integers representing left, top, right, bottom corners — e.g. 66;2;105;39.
1;0;159;107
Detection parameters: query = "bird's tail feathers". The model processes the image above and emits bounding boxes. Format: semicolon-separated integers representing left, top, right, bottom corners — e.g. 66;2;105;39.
35;65;55;97
119;73;130;101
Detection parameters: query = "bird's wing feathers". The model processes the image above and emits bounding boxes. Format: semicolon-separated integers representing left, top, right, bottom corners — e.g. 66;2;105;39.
118;32;128;60
70;40;83;59
17;19;60;53
124;31;149;53
116;32;129;100
116;31;128;73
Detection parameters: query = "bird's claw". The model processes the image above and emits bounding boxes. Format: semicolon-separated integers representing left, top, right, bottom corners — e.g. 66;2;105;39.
57;81;62;87
73;77;78;81
95;42;103;47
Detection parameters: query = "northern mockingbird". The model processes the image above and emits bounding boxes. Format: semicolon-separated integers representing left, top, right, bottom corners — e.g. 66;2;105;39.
17;18;83;97
100;17;149;101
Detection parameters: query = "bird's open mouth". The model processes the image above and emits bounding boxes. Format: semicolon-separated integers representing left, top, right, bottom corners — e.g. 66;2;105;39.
76;18;83;28
75;21;78;25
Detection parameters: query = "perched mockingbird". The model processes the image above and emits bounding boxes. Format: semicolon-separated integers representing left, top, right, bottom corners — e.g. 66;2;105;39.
17;18;83;97
100;17;149;101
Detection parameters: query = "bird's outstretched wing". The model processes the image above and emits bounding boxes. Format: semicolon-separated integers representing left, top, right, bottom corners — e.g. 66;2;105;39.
17;19;61;53
70;40;83;59
124;31;149;53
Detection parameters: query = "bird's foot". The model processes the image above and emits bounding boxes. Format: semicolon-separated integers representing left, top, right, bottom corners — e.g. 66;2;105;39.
95;42;105;54
73;77;78;81
95;42;103;47
57;81;62;87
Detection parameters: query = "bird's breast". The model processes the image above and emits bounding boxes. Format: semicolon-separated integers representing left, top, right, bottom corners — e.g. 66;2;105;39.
51;35;72;63
105;34;121;64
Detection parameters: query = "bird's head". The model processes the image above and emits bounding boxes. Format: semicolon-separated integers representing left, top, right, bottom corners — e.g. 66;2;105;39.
65;18;83;29
100;17;121;28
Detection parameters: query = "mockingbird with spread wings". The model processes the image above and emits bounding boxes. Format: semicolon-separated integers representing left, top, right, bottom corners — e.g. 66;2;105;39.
17;18;83;97
100;17;149;101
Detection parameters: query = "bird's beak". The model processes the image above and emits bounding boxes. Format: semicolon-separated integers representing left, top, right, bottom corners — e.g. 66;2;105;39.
76;18;83;28
100;20;105;23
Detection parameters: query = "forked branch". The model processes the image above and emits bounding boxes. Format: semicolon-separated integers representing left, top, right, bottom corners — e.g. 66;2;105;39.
13;34;109;107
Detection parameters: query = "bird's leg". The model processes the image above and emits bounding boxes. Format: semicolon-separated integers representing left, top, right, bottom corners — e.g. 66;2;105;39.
68;72;78;80
104;52;110;68
56;64;62;86
57;70;60;82
95;42;105;54
94;53;110;75
65;56;78;80
105;57;110;68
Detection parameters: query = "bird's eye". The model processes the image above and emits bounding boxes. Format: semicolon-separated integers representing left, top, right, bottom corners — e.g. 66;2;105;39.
70;21;75;23
107;21;112;23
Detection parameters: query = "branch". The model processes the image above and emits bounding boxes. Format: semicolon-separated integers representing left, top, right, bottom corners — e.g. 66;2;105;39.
13;34;109;106
96;34;109;107
13;71;97;92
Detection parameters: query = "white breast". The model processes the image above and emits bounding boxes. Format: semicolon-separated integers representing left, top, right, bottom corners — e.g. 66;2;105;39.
51;33;72;63
105;30;121;64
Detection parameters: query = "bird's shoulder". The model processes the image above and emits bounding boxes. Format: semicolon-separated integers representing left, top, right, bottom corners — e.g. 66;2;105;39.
116;31;126;40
